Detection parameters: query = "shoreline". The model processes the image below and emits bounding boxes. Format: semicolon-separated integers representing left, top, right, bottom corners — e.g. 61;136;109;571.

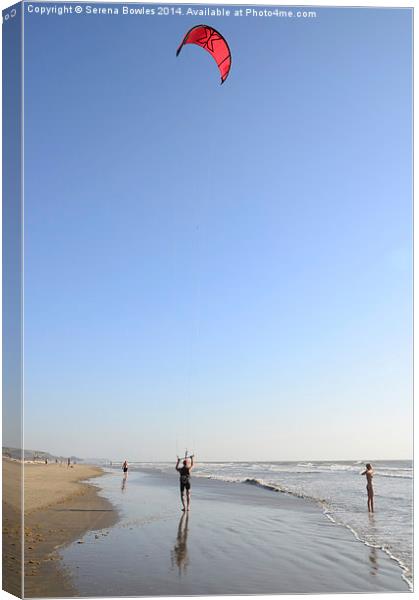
322;505;413;591
60;468;410;596
141;470;413;593
138;463;414;588
3;461;411;596
3;460;119;598
235;475;412;589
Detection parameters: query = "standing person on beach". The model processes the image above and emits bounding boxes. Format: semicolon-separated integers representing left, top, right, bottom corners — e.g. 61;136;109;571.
176;455;194;511
122;460;128;476
361;463;374;512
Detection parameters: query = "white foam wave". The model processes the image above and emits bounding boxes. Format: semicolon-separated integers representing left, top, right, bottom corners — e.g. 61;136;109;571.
377;472;413;480
323;511;412;590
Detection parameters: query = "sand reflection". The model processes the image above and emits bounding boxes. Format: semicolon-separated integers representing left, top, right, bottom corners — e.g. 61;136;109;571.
369;545;378;576
367;513;379;576
171;512;189;575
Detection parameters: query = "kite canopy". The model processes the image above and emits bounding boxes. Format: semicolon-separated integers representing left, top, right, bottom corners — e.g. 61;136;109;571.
176;24;232;84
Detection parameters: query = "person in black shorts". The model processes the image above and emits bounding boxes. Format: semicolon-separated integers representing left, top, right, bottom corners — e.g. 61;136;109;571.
122;460;128;476
176;455;194;511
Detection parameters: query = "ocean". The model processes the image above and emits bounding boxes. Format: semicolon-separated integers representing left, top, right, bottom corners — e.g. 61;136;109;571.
129;459;413;587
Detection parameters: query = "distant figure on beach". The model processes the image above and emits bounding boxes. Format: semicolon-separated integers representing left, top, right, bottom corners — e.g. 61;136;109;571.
67;458;70;468
123;460;128;475
176;455;194;511
361;463;374;512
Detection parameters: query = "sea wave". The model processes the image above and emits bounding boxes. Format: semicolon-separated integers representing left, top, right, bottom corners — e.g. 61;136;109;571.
377;472;413;480
240;477;329;507
131;461;412;481
242;478;282;493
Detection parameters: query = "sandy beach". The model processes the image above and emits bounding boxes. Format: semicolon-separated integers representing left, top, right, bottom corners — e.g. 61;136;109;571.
3;459;118;598
3;461;411;597
3;459;23;597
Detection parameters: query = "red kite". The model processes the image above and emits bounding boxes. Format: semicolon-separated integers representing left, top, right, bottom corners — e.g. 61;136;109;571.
176;24;232;84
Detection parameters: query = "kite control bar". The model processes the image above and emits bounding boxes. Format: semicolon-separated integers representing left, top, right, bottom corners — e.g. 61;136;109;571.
177;449;194;460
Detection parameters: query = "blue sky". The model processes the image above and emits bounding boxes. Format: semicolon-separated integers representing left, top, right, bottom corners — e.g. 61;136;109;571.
23;4;412;461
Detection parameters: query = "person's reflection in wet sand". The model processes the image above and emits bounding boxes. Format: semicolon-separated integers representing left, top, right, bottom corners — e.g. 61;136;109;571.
171;512;189;575
369;545;378;576
121;474;127;492
367;513;378;576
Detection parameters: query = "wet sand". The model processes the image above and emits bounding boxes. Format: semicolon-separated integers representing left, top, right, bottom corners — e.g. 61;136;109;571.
4;463;410;597
60;469;410;596
2;460;118;598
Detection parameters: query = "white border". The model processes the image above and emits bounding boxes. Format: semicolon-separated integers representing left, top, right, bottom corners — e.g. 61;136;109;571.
0;1;415;600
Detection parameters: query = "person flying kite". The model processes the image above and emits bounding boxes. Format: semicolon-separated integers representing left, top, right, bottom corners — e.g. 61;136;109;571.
176;450;195;511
